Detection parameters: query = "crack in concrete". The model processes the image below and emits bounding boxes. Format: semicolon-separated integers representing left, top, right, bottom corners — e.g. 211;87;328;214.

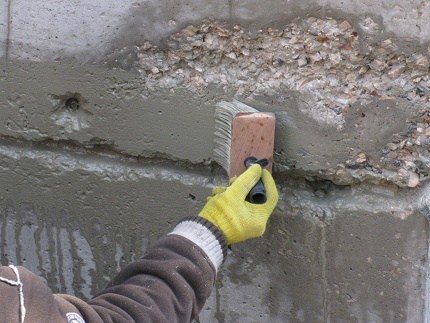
0;136;216;187
0;135;425;221
0;134;213;175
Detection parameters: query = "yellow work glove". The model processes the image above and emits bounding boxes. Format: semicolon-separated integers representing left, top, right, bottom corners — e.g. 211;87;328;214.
199;164;278;245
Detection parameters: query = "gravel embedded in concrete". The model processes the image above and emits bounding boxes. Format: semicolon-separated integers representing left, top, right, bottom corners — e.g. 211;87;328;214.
136;17;430;187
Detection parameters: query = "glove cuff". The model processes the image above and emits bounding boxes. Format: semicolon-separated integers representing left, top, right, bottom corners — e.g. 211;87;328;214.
169;216;227;271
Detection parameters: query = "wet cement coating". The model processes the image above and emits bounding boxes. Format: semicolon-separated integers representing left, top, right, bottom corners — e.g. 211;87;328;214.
2;2;430;321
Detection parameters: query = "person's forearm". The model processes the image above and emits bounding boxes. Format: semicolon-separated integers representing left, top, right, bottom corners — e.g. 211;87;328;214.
84;216;227;322
0;217;226;323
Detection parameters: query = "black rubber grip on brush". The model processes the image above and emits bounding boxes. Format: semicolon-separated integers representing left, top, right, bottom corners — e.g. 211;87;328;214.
244;157;269;204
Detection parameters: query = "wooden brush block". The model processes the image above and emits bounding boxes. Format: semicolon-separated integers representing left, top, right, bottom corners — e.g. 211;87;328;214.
229;112;275;178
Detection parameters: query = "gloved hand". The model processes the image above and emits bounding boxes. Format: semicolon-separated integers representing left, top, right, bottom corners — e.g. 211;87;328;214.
199;164;278;245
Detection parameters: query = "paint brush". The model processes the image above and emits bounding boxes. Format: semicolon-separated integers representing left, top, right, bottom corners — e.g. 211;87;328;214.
213;100;276;204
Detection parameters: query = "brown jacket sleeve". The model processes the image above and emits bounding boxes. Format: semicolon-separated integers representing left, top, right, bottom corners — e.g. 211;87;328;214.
0;217;227;323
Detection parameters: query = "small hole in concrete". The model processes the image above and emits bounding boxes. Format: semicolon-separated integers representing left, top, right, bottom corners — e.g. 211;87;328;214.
49;92;87;112
65;98;80;110
188;193;196;200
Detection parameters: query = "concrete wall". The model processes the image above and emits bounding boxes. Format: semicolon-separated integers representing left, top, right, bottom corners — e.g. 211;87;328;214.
1;0;430;322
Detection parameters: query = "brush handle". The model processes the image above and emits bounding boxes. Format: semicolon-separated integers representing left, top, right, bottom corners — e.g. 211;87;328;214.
244;157;269;204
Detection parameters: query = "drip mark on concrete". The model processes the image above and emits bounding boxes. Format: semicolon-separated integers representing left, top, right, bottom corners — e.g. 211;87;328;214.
5;0;12;60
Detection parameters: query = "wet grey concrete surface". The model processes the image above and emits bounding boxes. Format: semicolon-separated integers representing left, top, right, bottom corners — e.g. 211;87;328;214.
2;0;430;322
1;138;428;322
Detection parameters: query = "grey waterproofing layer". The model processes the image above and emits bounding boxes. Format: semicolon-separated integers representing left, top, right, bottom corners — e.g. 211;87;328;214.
2;0;430;322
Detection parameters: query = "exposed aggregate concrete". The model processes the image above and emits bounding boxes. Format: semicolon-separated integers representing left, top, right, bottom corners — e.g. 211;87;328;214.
136;17;430;188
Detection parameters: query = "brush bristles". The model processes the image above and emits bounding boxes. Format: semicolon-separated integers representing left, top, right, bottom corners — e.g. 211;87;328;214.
213;100;259;174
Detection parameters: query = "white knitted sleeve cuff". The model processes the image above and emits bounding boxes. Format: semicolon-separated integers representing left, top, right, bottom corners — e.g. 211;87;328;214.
169;219;225;271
